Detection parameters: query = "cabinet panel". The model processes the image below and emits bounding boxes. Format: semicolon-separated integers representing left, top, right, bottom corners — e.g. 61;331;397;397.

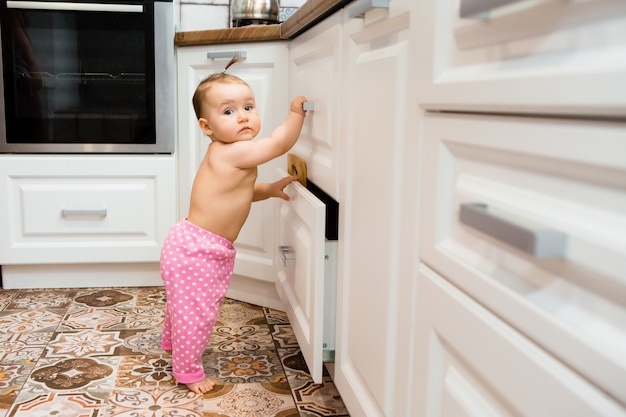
288;12;342;199
176;43;288;283
412;264;626;417
414;0;626;116
0;156;176;264
335;6;416;417
419;112;626;404
275;169;326;383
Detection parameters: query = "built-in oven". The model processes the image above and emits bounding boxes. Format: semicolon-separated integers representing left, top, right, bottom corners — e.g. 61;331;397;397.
0;0;174;153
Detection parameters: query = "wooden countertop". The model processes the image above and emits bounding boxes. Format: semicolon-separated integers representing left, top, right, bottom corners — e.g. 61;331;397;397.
174;0;353;46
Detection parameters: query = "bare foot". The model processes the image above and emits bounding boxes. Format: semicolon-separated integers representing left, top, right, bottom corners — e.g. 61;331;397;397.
186;378;216;394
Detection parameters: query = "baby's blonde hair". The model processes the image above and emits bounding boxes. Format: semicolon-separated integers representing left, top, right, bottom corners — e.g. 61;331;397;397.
192;55;248;120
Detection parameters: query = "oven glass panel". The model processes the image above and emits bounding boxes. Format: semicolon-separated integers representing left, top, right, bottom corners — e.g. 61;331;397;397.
1;5;155;145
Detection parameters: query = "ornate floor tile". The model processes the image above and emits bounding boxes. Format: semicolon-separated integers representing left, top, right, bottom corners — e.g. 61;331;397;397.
7;392;104;417
203;382;299;417
263;307;290;325
278;348;349;416
29;357;119;397
105;306;164;331
6;290;76;311
270;323;299;349
0;363;35;414
202;350;285;384
119;328;164;356
208;324;275;353
59;308;127;331
0;292;16;312
115;355;176;389
18;357;119;403
278;348;312;390
73;290;135;309
44;330;124;359
0;289;351;416
0;310;64;334
134;287;167;308
0;333;51;364
217;299;267;327
293;379;349;417
103;386;202;417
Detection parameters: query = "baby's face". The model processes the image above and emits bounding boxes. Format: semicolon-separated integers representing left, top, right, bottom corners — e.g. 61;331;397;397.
200;82;261;144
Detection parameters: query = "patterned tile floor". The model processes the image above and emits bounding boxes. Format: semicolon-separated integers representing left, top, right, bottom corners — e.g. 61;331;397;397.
0;287;349;417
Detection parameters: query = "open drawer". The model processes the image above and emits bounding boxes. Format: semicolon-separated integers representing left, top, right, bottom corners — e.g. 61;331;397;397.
274;169;339;383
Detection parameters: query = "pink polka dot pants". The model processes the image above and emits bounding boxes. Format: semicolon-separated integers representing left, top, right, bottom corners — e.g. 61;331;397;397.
160;219;235;384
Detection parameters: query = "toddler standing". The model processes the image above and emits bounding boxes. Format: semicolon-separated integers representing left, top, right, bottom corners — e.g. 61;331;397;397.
160;56;307;394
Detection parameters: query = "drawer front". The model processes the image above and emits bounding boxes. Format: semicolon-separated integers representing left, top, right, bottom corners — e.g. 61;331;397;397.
274;169;327;383
412;265;626;417
419;112;626;404
414;0;626;116
0;157;176;264
288;12;342;199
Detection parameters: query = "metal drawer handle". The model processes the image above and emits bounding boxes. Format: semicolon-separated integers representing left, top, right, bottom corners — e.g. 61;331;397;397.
347;0;390;19
62;208;108;218
279;245;296;268
460;0;521;18
303;101;315;111
206;51;247;60
459;203;567;258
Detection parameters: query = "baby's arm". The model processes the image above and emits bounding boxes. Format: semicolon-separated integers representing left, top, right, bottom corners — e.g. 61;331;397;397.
232;96;308;169
253;175;298;202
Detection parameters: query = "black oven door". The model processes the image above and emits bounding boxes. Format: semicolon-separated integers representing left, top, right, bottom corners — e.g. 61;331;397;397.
0;0;172;153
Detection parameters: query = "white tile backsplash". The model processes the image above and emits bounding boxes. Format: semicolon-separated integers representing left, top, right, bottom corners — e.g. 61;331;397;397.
180;4;229;31
178;0;306;31
279;0;305;8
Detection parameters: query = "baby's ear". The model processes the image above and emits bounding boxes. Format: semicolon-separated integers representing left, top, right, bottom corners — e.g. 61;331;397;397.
198;118;213;137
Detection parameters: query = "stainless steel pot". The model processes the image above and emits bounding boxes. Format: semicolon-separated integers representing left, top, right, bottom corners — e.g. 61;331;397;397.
231;0;279;26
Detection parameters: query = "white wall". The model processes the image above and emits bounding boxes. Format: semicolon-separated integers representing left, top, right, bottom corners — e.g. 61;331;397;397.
178;0;306;31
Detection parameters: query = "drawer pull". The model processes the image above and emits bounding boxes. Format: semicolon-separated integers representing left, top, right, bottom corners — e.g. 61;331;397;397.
347;0;389;19
279;245;296;268
460;0;521;18
206;51;247;60
459;203;567;258
62;208;108;218
302;101;315;111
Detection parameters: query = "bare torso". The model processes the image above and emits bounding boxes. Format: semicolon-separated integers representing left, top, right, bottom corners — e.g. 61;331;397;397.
186;142;257;242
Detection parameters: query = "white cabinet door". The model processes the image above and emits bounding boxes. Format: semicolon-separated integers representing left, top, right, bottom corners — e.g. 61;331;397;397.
288;11;342;199
176;43;288;284
414;0;626;117
412;264;626;417
274;170;327;383
335;2;418;416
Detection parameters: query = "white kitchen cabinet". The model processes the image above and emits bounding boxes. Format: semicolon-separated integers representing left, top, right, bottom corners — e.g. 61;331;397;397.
412;264;626;417
418;112;626;405
284;16;344;379
0;155;176;288
176;43;289;308
414;0;626;117
288;11;343;199
333;0;418;415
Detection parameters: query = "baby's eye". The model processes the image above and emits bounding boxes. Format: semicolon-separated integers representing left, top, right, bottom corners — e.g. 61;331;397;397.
224;109;233;115
244;105;253;111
